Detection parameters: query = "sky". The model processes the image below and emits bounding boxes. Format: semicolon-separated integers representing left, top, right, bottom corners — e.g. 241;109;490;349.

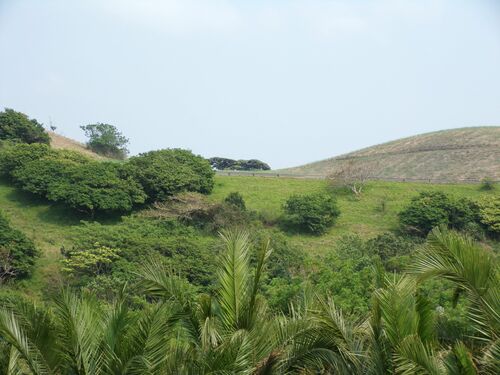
1;0;499;169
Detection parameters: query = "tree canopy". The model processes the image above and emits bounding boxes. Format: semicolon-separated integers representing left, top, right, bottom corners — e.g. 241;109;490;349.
0;108;50;144
80;123;129;159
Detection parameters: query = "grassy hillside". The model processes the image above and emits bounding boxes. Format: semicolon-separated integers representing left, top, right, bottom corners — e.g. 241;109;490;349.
279;127;500;181
48;131;107;160
2;174;495;298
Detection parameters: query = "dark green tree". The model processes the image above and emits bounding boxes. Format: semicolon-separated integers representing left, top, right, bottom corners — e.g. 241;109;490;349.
80;123;129;159
0;109;50;144
128;149;215;202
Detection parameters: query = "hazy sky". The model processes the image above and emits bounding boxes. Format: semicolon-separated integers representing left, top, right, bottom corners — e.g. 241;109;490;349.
1;0;499;168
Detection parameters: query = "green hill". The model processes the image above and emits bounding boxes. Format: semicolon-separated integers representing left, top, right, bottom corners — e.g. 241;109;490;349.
279;127;500;181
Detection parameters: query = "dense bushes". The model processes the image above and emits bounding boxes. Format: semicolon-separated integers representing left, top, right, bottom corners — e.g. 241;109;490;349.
0;108;50;144
0;212;39;281
128;149;215;201
0;144;215;215
283;193;340;234
63;217;218;296
399;191;480;236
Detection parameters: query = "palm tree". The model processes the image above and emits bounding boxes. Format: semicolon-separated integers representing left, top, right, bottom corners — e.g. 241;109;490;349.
409;227;499;374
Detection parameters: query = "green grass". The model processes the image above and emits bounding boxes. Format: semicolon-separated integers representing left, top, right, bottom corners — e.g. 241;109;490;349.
211;176;496;254
0;176;496;295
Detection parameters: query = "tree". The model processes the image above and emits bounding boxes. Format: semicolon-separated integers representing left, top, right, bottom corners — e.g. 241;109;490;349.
80;123;129;159
283;193;341;234
209;157;271;171
328;159;374;196
0;211;39;282
399;191;480;236
0;142;52;178
128;149;215;202
0;108;50;144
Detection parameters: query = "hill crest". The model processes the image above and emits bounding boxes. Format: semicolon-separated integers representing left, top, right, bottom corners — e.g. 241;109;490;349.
279;127;500;181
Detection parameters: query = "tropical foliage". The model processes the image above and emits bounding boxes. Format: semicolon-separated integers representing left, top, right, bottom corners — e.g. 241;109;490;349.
0;227;496;374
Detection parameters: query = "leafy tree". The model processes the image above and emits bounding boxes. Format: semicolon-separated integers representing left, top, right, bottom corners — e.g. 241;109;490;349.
0;211;39;281
283;192;340;234
0;108;50;144
80;123;129;159
209;157;271;171
128;149;215;202
224;191;246;210
399;191;479;236
478;196;500;236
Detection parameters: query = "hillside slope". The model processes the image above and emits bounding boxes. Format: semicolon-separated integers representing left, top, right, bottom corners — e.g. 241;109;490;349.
279;127;500;181
48;131;107;160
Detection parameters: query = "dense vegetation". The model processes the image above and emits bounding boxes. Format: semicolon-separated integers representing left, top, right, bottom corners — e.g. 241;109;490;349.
0;211;39;282
0;228;498;374
0;108;50;144
0;113;497;373
209;157;271;171
0;143;214;214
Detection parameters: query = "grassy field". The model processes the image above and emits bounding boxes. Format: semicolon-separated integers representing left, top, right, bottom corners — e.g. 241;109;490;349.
0;175;496;296
211;176;496;254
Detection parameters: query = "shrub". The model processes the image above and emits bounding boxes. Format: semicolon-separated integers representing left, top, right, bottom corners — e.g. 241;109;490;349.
128;149;215;202
224;192;246;210
0;142;52;178
12;150;90;196
399;191;479;236
283;193;340;235
0;211;39;281
45;162;146;214
69;218;218;292
478;197;500;236
480;177;496;191
0;109;50;144
80;123;129;159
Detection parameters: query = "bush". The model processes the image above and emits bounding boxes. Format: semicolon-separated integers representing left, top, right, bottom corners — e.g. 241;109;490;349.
480;177;496;191
80;123;129;159
68;218;218;293
128;149;215;202
283;193;340;235
0;142;52;178
0;109;50;144
224;192;246;210
45;162;146;214
0;211;39;281
366;232;419;272
399;191;479;236
478;197;500;236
